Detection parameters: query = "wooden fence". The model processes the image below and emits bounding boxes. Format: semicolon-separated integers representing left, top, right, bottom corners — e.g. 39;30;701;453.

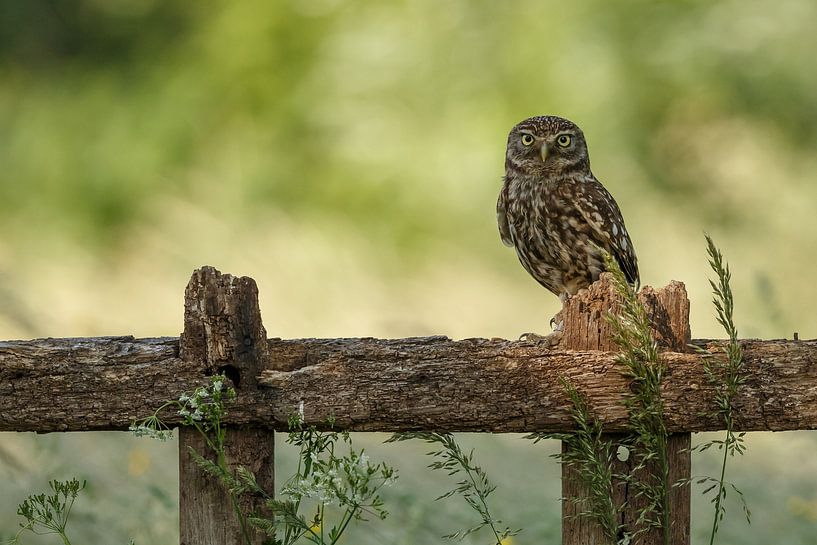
1;266;815;544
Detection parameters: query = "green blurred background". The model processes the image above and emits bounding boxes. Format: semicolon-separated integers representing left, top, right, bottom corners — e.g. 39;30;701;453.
1;0;816;543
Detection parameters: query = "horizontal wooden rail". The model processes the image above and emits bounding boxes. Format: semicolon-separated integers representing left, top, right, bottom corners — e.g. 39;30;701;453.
0;266;811;545
1;334;814;433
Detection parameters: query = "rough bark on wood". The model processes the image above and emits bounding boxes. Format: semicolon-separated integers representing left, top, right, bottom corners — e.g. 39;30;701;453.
1;336;815;433
179;267;273;545
180;427;274;545
180;267;270;388
558;276;691;352
560;274;690;545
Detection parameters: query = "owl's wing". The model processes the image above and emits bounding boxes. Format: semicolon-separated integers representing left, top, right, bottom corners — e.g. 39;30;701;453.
496;181;514;247
573;177;640;287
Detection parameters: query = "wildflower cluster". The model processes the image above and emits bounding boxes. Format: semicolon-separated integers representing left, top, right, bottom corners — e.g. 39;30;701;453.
131;374;256;542
282;449;395;509
129;374;236;445
263;414;397;545
129;416;174;441
177;375;235;428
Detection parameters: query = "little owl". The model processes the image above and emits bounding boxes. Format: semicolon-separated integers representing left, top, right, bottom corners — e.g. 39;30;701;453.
497;115;639;330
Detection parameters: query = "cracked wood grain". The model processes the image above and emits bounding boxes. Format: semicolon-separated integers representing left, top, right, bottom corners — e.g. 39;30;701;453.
1;336;815;433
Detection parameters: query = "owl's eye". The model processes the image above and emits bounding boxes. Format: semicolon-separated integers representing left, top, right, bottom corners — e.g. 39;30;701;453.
521;134;535;146
556;134;572;147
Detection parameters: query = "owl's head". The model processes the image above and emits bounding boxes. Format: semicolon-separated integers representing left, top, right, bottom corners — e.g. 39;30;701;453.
505;115;590;176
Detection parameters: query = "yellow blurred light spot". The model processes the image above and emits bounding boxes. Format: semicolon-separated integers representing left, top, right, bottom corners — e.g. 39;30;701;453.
309;522;321;534
787;496;817;521
128;448;151;476
499;537;514;545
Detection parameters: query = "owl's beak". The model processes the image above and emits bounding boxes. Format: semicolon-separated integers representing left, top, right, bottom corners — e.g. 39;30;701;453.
540;143;549;162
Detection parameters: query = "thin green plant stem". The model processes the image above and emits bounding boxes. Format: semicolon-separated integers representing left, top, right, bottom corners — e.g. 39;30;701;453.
700;234;750;544
211;444;253;545
387;432;519;544
463;460;504;545
321;503;325;544
332;509;354;545
230;485;253;545
709;440;730;545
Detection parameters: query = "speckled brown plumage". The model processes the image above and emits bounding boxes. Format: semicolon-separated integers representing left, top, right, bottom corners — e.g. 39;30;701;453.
497;115;639;302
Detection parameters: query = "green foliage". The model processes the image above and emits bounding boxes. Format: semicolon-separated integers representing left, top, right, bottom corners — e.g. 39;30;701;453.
268;414;396;545
529;379;619;542
4;0;817;258
538;254;673;544
387;432;520;544
542;242;752;544
132;377;395;545
130;374;236;450
604;253;672;544
4;478;85;545
131;375;256;543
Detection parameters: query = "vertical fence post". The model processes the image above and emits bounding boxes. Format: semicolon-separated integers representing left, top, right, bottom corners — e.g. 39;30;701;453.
560;275;692;544
179;267;274;545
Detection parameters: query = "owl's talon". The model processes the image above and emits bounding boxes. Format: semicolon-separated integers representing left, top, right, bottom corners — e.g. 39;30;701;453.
519;331;563;347
549;310;564;331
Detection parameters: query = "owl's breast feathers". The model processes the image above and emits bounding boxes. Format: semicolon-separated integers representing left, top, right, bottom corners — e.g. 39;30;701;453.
561;175;639;287
497;172;639;294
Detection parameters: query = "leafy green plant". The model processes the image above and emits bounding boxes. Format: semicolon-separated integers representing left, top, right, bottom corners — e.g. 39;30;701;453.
537;254;671;545
604;253;672;545
387;432;520;544
4;478;86;545
255;413;397;545
542;241;751;545
132;376;396;545
131;375;254;542
692;235;751;543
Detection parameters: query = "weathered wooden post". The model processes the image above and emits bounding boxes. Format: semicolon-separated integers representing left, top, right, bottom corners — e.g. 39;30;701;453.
559;274;692;544
178;267;274;545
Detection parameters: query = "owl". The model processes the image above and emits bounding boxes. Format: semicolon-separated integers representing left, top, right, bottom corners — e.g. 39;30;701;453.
497;115;639;312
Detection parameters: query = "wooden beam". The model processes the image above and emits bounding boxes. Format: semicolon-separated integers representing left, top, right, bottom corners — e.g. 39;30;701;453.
1;334;814;433
178;267;274;545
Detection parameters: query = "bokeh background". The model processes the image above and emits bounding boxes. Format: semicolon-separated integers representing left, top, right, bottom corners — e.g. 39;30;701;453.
2;0;817;543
